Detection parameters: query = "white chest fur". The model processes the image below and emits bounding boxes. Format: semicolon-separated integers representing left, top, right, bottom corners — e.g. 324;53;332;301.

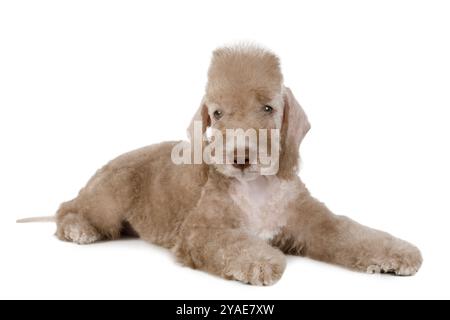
229;176;298;241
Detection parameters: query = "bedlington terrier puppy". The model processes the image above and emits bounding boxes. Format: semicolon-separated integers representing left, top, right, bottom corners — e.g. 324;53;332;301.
19;44;422;285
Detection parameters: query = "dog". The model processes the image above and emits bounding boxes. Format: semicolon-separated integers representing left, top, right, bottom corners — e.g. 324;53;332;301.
18;44;422;285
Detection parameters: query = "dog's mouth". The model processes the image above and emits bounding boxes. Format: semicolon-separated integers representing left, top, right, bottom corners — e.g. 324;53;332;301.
209;145;280;180
228;165;260;181
215;160;279;181
219;156;262;180
232;156;251;171
227;149;259;178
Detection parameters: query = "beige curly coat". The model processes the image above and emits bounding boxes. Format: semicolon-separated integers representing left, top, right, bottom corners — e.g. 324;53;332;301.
21;45;422;285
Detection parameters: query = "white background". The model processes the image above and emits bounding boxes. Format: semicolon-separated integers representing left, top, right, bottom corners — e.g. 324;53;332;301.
1;0;449;300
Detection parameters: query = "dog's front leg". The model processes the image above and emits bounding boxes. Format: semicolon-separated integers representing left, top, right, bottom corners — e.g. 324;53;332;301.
174;225;286;286
278;193;423;275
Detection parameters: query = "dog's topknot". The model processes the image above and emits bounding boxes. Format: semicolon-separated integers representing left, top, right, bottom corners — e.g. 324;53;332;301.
206;44;283;98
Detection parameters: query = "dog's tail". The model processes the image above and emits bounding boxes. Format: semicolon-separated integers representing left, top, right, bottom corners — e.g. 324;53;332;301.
16;216;55;223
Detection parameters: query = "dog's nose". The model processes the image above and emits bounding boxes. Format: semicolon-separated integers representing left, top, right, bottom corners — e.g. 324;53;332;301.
232;149;251;170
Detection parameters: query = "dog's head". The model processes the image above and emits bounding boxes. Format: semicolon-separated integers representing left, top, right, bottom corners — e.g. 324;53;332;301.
187;44;310;180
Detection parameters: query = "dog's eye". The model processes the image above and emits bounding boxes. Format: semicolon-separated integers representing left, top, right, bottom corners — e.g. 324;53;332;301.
263;105;273;113
213;110;223;120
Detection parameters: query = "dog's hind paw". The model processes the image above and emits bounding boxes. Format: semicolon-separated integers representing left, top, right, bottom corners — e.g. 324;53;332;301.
56;213;102;245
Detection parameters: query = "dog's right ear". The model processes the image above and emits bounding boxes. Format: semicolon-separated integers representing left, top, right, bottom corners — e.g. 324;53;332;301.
187;97;211;143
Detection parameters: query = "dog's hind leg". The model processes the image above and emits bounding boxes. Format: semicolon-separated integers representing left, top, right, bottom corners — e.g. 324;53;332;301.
56;194;126;245
56;166;140;245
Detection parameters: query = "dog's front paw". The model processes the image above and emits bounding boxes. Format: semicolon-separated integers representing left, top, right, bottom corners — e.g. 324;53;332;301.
225;249;286;286
366;240;423;276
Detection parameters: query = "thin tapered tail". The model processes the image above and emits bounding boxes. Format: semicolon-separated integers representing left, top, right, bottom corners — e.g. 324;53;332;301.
16;216;55;223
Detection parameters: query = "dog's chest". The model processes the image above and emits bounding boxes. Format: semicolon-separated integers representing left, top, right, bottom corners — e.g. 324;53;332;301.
229;177;297;241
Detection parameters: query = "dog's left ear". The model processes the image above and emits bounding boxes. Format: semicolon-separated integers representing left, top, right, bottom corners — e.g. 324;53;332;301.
277;87;310;179
187;97;211;144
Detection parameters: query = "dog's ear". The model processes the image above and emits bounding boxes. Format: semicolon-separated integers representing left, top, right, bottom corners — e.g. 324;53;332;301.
278;87;310;179
187;97;211;143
